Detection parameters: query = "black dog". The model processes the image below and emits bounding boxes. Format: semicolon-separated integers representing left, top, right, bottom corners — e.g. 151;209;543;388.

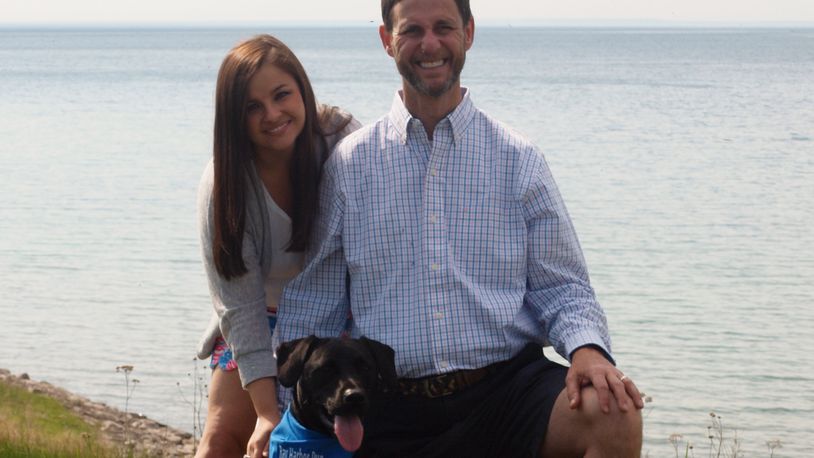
274;336;397;454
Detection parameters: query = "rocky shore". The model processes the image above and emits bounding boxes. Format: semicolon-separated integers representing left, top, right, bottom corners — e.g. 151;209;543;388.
0;368;196;457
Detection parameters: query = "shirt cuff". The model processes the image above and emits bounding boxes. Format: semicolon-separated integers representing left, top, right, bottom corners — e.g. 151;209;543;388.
563;330;615;365
236;349;278;388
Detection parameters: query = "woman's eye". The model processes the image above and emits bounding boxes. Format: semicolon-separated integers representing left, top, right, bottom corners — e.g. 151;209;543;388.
275;91;291;101
246;102;261;113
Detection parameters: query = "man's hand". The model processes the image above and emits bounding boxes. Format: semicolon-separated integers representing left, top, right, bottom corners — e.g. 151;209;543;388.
566;346;644;414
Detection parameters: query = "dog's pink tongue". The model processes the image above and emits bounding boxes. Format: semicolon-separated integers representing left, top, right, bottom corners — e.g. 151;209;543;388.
334;415;363;452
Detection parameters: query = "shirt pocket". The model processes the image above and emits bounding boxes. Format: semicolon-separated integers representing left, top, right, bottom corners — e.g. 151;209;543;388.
446;168;489;250
345;190;412;275
448;176;526;284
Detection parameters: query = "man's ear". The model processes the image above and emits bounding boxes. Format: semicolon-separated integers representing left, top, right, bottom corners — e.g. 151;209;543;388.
276;335;320;388
464;16;475;50
379;24;395;57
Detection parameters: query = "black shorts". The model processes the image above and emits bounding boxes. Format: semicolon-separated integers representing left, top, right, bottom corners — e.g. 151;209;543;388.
357;344;568;458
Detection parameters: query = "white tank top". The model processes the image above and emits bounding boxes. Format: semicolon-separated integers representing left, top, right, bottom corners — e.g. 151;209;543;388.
262;189;305;313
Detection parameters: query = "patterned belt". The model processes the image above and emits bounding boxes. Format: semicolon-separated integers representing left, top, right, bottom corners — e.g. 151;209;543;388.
397;358;512;399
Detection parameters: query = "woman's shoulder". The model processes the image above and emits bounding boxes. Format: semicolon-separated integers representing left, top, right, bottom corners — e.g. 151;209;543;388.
318;104;362;151
318;104;360;135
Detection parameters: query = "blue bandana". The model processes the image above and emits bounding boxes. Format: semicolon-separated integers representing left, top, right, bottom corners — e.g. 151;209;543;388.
269;408;352;458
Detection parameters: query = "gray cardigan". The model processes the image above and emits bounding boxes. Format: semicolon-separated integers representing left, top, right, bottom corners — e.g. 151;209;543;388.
196;109;360;387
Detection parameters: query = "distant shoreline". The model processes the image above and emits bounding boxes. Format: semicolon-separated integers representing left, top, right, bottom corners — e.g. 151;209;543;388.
0;368;195;457
1;21;813;30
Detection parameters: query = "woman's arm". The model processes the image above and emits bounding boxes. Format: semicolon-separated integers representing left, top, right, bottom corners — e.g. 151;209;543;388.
245;377;281;458
197;160;278;387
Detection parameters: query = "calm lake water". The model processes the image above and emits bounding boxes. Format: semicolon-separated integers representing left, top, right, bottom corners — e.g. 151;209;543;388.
1;26;812;456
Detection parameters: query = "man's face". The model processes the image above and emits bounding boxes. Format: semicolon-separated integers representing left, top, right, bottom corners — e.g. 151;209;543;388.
380;0;474;99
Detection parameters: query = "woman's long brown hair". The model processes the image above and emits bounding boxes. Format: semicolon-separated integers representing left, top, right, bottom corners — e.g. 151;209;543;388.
211;34;347;280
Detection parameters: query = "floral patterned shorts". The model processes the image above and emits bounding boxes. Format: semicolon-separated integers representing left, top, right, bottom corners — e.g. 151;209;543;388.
209;315;277;371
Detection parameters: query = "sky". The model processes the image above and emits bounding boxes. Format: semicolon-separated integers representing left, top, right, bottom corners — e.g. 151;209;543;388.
3;0;814;25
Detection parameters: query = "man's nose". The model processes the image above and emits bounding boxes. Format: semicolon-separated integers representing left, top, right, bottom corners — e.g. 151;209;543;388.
420;32;442;54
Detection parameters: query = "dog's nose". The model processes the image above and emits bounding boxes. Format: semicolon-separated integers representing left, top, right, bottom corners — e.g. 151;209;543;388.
343;388;365;405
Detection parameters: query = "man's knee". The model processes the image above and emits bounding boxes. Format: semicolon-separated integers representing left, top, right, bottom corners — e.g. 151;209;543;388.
579;386;642;455
583;386;640;424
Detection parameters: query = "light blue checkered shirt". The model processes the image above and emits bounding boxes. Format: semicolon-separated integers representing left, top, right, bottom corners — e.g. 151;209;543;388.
278;89;611;378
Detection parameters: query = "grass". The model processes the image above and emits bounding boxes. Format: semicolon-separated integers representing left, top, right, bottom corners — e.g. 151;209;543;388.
0;379;117;458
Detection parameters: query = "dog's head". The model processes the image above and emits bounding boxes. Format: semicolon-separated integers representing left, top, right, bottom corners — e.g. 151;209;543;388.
276;336;397;452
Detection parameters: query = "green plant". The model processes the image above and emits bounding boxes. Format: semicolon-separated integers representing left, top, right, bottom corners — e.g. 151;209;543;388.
177;358;209;454
115;364;139;454
766;439;782;458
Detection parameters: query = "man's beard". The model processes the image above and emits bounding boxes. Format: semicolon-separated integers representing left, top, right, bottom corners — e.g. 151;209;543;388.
397;54;466;98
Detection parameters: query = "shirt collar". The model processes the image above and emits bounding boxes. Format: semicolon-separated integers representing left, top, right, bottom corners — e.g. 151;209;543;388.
388;87;475;145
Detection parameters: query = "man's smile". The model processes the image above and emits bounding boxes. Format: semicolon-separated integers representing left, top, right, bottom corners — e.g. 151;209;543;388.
418;59;445;69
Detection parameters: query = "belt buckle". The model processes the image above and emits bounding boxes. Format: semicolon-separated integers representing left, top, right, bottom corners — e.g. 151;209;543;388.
428;372;458;398
398;367;489;398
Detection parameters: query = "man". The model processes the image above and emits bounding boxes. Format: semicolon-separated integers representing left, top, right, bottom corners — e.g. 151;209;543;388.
278;0;644;456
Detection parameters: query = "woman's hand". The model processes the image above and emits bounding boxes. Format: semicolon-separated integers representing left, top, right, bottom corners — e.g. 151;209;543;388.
246;413;280;458
245;377;282;458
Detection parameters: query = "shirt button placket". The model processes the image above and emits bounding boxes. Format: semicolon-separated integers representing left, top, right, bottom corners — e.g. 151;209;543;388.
425;146;445;280
425;122;454;371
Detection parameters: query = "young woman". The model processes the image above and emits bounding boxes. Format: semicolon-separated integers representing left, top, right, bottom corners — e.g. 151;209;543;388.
194;34;360;458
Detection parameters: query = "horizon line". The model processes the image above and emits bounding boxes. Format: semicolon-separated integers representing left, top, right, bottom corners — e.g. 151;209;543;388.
1;18;814;29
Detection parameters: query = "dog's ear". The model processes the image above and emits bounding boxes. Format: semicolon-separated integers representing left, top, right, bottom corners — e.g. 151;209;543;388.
276;335;319;388
360;337;398;391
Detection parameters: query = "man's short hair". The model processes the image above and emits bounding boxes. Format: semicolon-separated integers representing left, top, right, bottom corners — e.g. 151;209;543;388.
381;0;472;31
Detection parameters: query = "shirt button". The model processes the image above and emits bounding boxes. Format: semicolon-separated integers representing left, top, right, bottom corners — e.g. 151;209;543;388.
439;361;449;369
431;168;438;176
433;311;444;320
431;263;440;271
429;215;438;224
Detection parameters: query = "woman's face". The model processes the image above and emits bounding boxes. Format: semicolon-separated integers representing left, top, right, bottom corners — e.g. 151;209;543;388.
245;62;306;160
